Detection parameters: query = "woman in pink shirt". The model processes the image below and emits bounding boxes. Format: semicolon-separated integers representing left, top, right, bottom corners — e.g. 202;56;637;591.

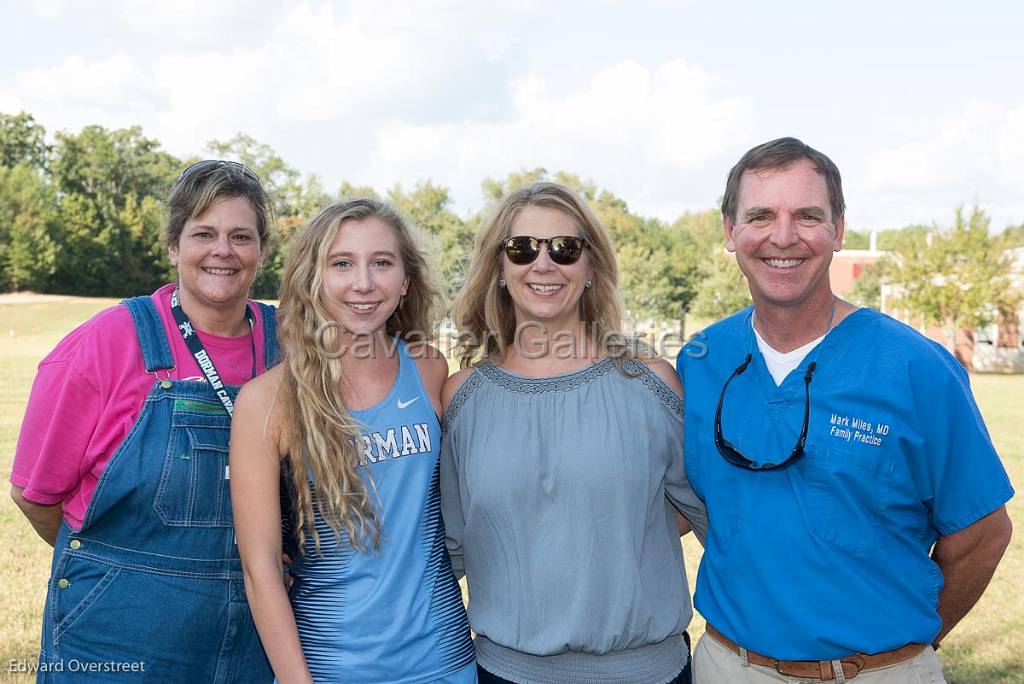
10;160;278;682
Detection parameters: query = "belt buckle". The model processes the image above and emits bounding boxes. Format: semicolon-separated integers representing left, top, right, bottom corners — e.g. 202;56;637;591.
774;654;866;681
839;654;866;679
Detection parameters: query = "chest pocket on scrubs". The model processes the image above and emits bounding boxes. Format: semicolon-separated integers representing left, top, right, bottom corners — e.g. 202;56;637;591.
803;447;895;555
154;401;233;527
802;448;892;557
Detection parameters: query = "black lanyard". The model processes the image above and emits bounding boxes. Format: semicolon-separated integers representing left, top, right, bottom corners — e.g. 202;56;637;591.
170;288;256;417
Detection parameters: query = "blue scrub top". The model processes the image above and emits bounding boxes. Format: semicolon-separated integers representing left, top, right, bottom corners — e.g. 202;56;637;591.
677;307;1013;660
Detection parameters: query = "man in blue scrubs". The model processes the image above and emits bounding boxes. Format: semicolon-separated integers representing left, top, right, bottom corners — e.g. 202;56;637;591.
678;137;1013;682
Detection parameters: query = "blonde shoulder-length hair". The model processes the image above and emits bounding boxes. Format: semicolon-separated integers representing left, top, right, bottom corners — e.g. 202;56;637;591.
277;198;441;553
452;181;647;371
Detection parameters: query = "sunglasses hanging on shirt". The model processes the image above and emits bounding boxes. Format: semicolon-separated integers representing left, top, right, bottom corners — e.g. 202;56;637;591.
714;354;817;471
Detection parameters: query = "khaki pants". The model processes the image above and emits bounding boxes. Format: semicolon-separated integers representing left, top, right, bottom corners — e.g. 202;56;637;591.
693;631;947;684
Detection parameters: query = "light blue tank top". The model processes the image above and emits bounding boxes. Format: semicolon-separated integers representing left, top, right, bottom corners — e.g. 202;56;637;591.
287;340;476;683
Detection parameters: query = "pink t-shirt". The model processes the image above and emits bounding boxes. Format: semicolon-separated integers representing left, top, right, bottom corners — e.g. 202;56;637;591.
10;283;270;529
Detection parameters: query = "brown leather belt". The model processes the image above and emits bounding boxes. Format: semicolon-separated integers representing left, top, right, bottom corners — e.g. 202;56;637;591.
705;624;926;681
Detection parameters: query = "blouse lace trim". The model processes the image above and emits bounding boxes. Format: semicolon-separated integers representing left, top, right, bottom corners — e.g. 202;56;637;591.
477;356;617;393
444;356;682;432
628;359;684;415
442;370;484;434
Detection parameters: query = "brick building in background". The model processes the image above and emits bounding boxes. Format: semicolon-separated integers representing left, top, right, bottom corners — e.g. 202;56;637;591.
833;237;1024;373
960;247;1024;372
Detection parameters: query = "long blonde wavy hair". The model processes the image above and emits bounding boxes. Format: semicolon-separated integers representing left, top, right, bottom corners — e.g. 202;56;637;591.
277;198;441;554
452;182;648;370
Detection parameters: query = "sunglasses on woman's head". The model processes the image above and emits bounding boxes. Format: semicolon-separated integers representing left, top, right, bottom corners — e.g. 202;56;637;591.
501;235;587;265
178;159;262;184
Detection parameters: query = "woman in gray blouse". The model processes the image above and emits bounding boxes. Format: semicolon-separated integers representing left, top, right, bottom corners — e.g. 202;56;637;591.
440;182;708;684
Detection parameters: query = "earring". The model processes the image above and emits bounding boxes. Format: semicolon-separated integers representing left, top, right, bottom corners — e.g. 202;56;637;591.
498;279;506;288
585;280;593;288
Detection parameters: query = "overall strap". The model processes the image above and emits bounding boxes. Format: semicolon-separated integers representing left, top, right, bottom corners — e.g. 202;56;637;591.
257;301;280;368
121;295;174;372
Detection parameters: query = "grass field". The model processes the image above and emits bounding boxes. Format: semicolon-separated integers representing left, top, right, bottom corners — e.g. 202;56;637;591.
1;296;1021;683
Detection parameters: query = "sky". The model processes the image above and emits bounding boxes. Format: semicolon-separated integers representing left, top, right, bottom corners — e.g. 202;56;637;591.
2;0;1022;233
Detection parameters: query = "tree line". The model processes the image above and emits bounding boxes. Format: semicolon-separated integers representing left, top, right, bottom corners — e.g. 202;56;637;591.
1;111;1021;334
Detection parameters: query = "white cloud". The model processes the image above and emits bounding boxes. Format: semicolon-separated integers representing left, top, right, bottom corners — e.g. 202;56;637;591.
27;0;277;49
860;101;1024;230
362;58;752;217
6;0;1024;233
140;1;539;154
2;2;529;149
12;54;165;134
28;0;64;18
1;2;751;220
100;0;265;38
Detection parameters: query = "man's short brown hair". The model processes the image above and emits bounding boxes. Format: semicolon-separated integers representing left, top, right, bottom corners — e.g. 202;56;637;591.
722;137;845;224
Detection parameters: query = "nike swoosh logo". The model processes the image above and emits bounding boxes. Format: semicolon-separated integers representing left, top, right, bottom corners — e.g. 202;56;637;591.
397;397;420;409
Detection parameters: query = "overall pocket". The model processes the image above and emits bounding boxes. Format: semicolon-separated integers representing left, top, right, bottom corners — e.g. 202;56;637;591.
803;447;895;555
51;557;237;678
51;555;123;643
154;404;233;528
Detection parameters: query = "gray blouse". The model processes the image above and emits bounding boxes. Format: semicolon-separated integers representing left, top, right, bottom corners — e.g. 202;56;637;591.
440;356;708;684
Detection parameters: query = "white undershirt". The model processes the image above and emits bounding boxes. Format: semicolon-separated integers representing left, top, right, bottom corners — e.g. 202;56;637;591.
753;326;826;386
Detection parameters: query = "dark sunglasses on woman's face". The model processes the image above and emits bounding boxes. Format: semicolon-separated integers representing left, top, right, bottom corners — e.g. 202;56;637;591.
501;235;587;266
178;159;262;184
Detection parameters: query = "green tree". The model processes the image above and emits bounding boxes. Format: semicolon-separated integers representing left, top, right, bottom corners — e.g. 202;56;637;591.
115;194;173;290
254;171;334;298
207;134;300;208
848;263;881;309
877;224;930;251
0;111;50;170
609;212;699;329
998;223;1024;248
688;249;752;322
53;125;179;206
53;192;110;293
49;125;180;295
672;207;723;252
0;113;58;291
673;208;752;325
207;134;334;220
880;206;1021;356
388;181;473;302
338;181;380;200
0;164;60;290
206;135;334;298
480;168;549;203
842;228;870;250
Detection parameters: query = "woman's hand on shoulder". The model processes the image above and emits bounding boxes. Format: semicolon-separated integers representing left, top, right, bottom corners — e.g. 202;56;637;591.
641;357;683;398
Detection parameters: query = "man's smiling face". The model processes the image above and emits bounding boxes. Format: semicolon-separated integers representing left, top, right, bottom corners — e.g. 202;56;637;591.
724;158;845;312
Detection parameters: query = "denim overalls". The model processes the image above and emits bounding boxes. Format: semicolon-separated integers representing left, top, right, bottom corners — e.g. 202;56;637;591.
38;296;277;682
